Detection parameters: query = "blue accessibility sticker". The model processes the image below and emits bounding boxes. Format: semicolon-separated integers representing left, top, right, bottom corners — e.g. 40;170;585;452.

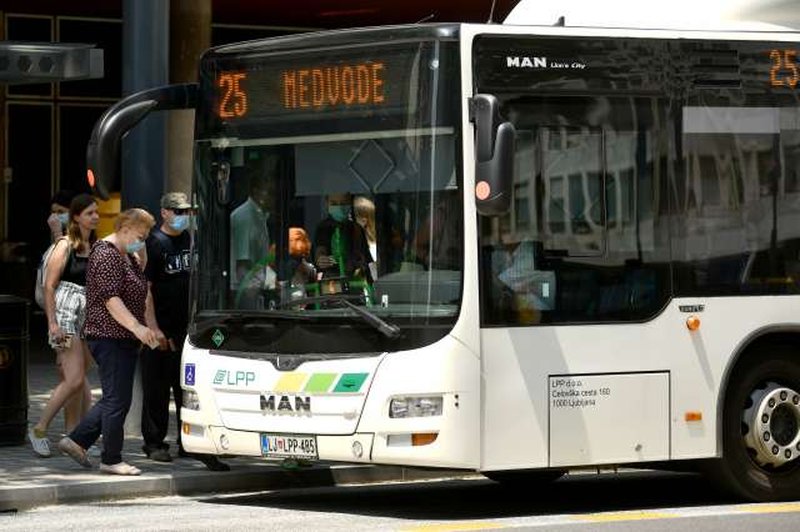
184;363;196;386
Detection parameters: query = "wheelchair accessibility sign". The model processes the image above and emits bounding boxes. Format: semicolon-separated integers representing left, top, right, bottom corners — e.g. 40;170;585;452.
184;363;196;386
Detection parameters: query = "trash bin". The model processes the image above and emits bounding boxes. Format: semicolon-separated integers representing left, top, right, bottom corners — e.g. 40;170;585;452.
0;295;29;446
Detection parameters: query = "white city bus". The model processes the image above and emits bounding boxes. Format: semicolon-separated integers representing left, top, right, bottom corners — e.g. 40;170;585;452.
87;2;800;501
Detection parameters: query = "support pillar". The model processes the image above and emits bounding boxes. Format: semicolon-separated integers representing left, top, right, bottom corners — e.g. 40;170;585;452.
167;0;211;195
0;11;6;240
121;0;168;435
121;0;169;213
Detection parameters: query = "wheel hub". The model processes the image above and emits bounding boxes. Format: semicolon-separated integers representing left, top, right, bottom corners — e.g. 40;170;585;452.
743;382;800;467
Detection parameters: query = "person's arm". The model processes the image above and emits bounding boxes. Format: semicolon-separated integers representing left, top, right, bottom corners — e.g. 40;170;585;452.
231;214;256;283
105;296;159;348
44;238;70;343
47;213;64;242
314;222;335;269
353;223;373;282
144;284;168;349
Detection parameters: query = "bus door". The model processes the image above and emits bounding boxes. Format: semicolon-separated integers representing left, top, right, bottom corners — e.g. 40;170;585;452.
477;91;674;470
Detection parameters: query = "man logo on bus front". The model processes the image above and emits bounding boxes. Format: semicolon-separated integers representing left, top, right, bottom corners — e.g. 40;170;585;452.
260;393;311;415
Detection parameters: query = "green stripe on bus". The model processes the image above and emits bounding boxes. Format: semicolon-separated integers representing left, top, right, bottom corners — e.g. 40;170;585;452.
333;373;368;393
304;373;337;393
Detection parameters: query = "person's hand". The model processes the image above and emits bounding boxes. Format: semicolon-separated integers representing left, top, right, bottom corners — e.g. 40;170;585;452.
246;267;266;289
47;213;63;238
153;328;168;350
48;322;66;347
134;323;160;349
316;255;337;269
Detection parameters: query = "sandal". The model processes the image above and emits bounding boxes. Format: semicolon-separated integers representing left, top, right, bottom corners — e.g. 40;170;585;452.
57;437;92;468
99;461;141;476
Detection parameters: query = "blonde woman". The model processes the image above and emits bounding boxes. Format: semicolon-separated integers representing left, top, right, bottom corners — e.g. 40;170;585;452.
354;195;378;280
28;194;99;457
58;208;162;476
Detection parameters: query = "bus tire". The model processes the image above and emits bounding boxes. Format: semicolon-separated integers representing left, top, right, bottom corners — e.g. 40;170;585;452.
714;345;800;501
482;469;564;486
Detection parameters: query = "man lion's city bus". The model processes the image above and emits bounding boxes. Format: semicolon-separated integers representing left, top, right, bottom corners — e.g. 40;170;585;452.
87;1;800;501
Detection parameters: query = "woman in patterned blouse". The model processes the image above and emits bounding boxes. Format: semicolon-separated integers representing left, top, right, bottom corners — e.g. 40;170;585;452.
58;208;165;476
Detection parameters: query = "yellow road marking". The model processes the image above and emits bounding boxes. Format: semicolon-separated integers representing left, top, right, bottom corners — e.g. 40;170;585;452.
737;502;800;514
402;501;800;530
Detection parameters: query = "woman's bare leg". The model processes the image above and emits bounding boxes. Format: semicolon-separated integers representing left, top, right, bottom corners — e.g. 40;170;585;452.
34;338;87;433
64;341;93;431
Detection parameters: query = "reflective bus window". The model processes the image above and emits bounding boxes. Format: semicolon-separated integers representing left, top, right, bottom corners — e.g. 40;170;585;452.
480;96;672;326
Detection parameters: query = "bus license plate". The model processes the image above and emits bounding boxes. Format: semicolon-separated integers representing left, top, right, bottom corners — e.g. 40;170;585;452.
260;433;318;460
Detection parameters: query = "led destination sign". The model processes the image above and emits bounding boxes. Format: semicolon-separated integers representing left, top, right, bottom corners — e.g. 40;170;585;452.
282;62;386;109
217;62;387;118
200;41;456;138
211;49;419;124
770;49;799;89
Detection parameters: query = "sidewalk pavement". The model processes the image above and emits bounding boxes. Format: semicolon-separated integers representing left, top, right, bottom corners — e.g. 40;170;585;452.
1;357;466;512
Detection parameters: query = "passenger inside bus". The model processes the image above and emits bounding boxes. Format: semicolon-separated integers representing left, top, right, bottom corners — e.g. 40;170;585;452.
230;158;278;308
353;195;378;280
286;226;316;287
411;192;461;271
313;192;374;284
488;235;555;324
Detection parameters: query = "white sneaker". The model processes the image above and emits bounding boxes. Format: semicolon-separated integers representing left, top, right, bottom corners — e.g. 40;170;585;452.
28;428;51;457
87;444;102;458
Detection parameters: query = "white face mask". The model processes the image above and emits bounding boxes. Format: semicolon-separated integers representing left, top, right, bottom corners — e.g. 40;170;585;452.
56;212;70;226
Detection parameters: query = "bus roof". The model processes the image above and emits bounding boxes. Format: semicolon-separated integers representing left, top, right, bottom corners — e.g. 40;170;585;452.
504;0;800;32
206;24;459;57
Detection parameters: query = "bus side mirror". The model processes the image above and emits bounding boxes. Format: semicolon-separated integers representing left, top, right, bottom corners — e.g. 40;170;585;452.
470;94;515;217
86;83;198;199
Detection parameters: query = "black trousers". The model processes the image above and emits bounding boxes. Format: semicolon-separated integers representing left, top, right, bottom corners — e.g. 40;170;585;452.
140;339;183;453
70;338;139;466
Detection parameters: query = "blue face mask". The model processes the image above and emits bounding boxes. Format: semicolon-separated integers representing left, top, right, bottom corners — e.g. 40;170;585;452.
57;213;70;226
170;215;190;232
126;239;145;254
328;205;350;223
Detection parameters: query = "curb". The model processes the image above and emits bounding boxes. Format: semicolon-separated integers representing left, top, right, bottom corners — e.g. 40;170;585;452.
0;464;473;512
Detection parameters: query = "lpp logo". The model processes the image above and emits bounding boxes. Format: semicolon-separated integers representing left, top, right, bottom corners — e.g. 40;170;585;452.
213;369;256;387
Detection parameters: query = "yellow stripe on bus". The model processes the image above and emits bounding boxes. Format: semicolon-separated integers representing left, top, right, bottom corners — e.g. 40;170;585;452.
273;372;307;392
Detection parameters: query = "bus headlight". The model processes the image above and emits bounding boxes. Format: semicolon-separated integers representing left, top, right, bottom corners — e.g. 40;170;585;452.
389;396;443;418
183;389;201;410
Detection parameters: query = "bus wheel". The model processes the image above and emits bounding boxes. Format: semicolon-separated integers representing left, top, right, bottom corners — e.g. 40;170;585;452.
717;348;800;501
483;469;564;486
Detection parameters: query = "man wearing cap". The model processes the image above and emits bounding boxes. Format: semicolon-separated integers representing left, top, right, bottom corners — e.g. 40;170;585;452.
141;192;229;471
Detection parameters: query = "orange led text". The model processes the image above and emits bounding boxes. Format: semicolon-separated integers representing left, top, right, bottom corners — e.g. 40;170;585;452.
283;62;385;110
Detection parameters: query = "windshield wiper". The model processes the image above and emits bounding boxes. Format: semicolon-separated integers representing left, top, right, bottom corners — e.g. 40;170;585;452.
278;294;401;339
339;298;401;339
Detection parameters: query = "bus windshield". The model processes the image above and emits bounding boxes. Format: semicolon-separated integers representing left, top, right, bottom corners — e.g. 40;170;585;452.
189;36;463;355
